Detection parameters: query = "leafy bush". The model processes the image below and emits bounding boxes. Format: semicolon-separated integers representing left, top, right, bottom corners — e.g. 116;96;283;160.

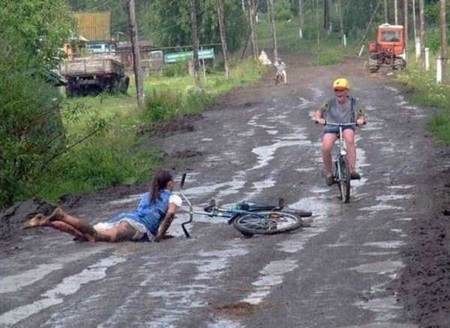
163;61;189;77
0;51;65;208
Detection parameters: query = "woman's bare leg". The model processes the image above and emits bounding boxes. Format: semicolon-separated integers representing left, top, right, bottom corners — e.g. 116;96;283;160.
24;208;139;243
46;221;93;242
43;207;98;239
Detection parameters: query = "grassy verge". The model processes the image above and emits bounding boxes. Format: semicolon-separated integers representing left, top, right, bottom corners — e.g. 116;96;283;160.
397;57;450;143
33;58;267;203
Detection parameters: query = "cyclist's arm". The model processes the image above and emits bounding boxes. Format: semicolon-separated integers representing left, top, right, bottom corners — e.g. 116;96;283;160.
314;103;328;125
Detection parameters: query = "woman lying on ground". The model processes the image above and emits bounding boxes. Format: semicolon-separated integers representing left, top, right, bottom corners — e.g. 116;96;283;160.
23;170;182;243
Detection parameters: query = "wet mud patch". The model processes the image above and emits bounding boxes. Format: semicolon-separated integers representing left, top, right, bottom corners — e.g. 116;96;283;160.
167;149;203;158
137;113;204;137
213;301;280;318
0;198;56;254
0;198;55;240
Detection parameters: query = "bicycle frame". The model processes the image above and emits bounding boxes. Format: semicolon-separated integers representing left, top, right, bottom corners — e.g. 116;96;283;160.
325;123;356;203
178;174;289;238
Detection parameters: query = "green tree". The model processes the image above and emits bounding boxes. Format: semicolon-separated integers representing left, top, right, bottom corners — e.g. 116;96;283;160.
0;0;74;209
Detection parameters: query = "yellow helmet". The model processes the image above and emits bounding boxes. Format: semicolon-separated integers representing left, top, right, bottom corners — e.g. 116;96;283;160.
333;78;350;90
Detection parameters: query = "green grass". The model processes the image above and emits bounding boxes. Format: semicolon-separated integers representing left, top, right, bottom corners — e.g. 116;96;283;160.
397;56;450;143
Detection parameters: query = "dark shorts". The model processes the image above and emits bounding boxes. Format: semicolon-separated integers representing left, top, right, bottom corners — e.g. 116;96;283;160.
324;126;355;135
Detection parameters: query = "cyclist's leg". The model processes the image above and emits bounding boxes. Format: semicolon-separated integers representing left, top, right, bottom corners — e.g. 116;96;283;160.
343;128;357;172
322;132;337;177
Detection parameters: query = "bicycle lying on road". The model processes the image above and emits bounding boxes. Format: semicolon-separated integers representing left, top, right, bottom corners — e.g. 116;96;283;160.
178;174;312;238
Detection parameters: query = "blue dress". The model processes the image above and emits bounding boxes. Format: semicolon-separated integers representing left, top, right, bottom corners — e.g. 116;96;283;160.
111;190;171;236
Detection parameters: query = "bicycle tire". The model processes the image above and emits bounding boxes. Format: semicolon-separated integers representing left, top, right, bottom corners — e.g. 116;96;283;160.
233;211;301;235
338;156;351;203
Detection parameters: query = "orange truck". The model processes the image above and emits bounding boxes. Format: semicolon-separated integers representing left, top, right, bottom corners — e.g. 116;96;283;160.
367;23;406;73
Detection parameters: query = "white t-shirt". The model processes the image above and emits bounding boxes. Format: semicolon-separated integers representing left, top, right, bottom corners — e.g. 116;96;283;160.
169;194;182;207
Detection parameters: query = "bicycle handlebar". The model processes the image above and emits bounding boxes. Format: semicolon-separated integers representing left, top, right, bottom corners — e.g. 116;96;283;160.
324;122;357;127
180;173;186;189
315;120;366;127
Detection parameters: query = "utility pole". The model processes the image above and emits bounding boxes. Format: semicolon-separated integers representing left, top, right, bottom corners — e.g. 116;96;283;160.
216;0;230;78
384;0;388;23
404;0;408;61
268;0;278;60
394;0;398;25
190;0;202;89
127;0;144;108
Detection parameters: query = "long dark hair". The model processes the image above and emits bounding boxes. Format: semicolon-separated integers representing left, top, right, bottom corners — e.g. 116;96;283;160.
150;170;173;203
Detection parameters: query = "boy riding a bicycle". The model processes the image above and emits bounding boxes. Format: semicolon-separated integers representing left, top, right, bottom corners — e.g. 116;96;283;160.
314;78;366;186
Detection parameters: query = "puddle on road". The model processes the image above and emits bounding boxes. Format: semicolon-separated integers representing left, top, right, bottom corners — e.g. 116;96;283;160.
0;256;126;327
364;241;405;249
354;296;417;328
251;139;311;171
138;244;248;328
351;260;404;276
252;176;275;190
388;185;414;190
0;247;105;294
208;319;245;328
195;248;249;281
242;259;298;305
360;204;403;211
376;194;413;202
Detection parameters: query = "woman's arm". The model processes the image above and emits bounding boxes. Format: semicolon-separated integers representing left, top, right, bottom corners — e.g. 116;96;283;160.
155;193;182;242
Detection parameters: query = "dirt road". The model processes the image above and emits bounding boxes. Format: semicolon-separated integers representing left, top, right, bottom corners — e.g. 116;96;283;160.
1;54;450;328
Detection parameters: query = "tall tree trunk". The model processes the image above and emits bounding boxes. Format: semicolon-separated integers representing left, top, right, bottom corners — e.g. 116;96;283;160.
316;0;320;45
268;0;278;60
190;0;202;88
440;0;447;82
323;0;330;30
298;0;304;28
247;0;258;61
419;0;426;69
412;0;417;40
338;0;344;43
216;0;230;78
127;0;144;108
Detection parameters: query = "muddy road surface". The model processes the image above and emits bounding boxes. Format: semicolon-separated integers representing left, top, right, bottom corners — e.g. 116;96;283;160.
1;55;450;328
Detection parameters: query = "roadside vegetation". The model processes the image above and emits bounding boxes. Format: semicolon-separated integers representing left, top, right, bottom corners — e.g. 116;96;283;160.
397;57;450;143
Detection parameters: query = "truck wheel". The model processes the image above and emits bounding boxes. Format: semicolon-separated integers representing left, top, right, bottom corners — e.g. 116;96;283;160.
66;87;78;98
119;76;130;94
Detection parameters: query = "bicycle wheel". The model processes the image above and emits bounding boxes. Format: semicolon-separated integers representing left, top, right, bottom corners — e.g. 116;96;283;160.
338;156;351;203
233;211;301;235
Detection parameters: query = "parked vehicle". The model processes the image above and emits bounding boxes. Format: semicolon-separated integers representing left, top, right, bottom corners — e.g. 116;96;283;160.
141;48;215;74
60;56;129;97
367;23;406;73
